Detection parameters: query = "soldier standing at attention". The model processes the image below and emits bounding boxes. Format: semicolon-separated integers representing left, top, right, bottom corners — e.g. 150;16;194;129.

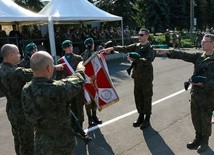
81;37;103;126
56;40;85;126
106;28;156;129
19;42;38;68
161;33;214;153
21;51;85;155
0;44;34;155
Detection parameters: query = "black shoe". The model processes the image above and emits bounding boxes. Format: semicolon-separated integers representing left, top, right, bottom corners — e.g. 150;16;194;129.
140;120;150;129
133;113;144;127
93;116;102;124
133;120;142;127
197;144;209;153
88;118;96;126
186;139;201;150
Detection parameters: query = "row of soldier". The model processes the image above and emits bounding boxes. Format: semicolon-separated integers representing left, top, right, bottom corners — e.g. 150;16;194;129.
0;27;214;154
0;36;110;154
0;24;42;47
0;24;134;57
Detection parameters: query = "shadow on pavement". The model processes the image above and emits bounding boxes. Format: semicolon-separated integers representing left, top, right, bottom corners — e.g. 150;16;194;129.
142;125;175;155
198;146;214;155
74;128;114;155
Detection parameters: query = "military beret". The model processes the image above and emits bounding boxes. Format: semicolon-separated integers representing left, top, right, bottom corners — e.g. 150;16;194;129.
190;76;208;83
127;52;141;59
62;40;72;48
84;38;94;46
25;43;37;54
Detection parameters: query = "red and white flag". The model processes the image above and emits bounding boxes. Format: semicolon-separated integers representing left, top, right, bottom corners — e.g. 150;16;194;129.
83;52;119;111
60;56;91;104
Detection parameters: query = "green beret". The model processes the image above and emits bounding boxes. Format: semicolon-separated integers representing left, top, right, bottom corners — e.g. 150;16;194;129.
84;38;94;46
127;52;141;59
190;76;208;83
62;40;72;48
25;43;37;54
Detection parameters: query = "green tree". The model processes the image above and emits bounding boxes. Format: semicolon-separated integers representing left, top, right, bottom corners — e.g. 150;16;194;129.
168;0;189;30
195;0;207;30
205;0;214;28
95;0;138;27
14;0;44;12
133;0;146;29
144;0;170;33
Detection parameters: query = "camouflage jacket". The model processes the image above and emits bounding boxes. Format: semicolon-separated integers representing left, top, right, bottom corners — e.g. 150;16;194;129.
114;42;156;82
21;72;85;132
56;53;83;79
0;62;32;119
18;57;30;68
167;50;214;96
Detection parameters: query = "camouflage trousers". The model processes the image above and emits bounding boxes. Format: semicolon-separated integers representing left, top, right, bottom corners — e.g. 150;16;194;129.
190;94;214;136
35;130;76;155
134;80;153;114
70;91;85;124
6;105;34;155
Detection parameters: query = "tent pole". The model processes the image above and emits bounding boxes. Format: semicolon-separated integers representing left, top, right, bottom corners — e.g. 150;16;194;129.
48;18;57;63
121;19;124;46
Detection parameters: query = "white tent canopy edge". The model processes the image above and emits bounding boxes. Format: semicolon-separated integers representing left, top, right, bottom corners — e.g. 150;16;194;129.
0;0;47;22
39;0;123;59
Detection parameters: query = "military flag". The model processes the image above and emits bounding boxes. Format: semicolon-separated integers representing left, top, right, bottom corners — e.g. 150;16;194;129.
83;52;119;110
60;56;91;104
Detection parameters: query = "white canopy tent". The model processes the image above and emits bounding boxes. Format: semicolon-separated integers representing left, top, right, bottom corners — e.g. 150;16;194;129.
0;0;47;23
39;0;123;58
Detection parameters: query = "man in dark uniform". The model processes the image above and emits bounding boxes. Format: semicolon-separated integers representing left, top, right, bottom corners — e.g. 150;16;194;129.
162;33;214;153
0;44;34;155
22;51;85;155
81;38;103;126
9;25;21;46
106;28;156;129
56;40;85;126
19;42;38;68
0;25;7;48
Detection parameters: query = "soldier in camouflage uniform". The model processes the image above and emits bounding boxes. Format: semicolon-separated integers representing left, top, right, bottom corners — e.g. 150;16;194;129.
19;42;38;68
21;51;85;155
0;44;34;155
165;33;214;153
56;40;85;126
81;38;103;126
106;28;156;129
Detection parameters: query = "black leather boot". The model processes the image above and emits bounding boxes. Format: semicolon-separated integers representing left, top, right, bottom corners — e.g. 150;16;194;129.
93;116;102;124
92;110;102;124
133;113;144;127
88;116;96;126
186;132;202;149
197;135;209;153
140;114;150;129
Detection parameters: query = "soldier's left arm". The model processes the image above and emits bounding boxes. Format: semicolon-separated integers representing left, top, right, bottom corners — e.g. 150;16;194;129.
139;46;156;65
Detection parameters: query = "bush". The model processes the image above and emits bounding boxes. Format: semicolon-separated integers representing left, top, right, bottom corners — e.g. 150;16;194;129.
150;32;196;48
